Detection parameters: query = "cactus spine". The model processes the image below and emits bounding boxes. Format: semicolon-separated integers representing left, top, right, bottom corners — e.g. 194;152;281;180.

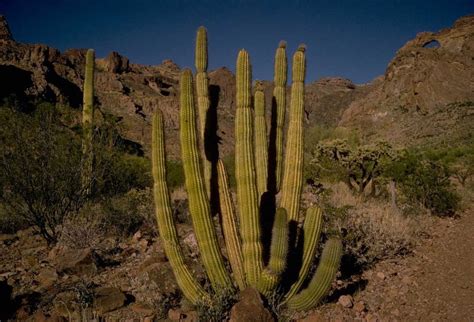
180;69;233;290
272;41;287;192
280;45;306;222
82;48;94;194
152;110;209;304
254;81;268;198
151;28;342;311
195;26;212;197
235;50;263;286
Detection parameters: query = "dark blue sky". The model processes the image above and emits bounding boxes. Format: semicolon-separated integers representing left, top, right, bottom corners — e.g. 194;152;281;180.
1;0;472;83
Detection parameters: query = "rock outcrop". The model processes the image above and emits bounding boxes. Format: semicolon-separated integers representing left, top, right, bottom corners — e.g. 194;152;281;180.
340;15;474;146
0;15;13;41
1;14;472;155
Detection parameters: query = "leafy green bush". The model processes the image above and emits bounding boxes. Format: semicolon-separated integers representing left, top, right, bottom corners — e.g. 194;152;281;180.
384;150;460;216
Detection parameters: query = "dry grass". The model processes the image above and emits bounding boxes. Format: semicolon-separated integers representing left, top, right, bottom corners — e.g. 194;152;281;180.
323;182;417;267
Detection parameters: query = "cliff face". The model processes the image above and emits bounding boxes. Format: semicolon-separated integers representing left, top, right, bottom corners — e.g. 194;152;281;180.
340;15;474;146
1;14;473;156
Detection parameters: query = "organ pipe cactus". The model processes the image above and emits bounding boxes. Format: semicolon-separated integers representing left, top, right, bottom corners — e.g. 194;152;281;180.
151;27;342;311
82;48;95;194
194;26;212;197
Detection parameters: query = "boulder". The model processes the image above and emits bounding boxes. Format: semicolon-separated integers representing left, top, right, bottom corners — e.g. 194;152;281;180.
93;287;127;314
229;288;274;322
105;51;130;74
55;248;101;276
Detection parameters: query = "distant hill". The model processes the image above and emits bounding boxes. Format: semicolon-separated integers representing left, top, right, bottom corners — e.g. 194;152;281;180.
1;14;472;158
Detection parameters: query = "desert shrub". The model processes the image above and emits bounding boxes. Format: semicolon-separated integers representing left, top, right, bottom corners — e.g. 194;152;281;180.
310;139;394;195
98;188;156;236
58;206;105;249
166;159;185;188
196;288;237;322
94;152;153;196
0;103;85;243
323;183;415;268
0;204;29;233
423;144;474;186
384;150;460;215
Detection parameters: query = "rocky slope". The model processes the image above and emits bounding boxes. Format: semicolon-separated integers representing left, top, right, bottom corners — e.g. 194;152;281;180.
0;14;370;158
1;14;473;157
340;15;474;147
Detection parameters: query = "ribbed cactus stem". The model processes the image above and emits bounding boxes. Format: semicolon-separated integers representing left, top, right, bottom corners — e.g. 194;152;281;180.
287;238;342;310
280;45;306;222
81;48;94;194
195;26;212;197
284;206;323;300
152;110;209;304
257;208;289;296
235;49;263;286
254;81;268;198
217;159;246;290
272;41;287;192
180;69;233;290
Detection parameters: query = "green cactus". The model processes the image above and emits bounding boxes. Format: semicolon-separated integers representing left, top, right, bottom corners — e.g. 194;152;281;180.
81;48;95;194
280;44;306;222
235;49;263;286
272;41;287;192
151;28;342;311
287;238;343;310
257;208;288;296
254;81;268;198
179;69;233;291
195;26;212;197
152;110;209;304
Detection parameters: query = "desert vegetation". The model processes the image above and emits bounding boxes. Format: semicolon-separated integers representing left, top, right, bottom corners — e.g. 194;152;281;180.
0;19;473;322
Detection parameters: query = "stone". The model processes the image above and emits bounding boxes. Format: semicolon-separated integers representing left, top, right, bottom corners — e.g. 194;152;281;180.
104;51;130;74
55;248;100;276
354;301;366;313
36;268;58;288
229;287;274;322
168;308;182;320
376;272;386;280
130;302;154;316
338;295;353;308
93;287;127;314
0;15;13;41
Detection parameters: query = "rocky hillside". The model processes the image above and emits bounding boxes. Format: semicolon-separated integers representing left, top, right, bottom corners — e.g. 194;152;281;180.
340;15;474;147
1;14;473;157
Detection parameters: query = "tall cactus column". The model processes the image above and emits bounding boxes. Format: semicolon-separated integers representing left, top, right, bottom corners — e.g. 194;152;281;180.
235;50;263;286
180;69;233;291
195;26;212;197
152;110;209;304
81;48;95;195
272;41;287;192
280;45;306;222
254;81;268;198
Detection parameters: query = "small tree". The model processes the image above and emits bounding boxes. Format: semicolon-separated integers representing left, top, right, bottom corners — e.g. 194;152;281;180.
0;103;87;243
311;139;394;195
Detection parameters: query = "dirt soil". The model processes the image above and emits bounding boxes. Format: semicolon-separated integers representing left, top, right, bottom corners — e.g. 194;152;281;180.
304;201;474;321
1;198;473;321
